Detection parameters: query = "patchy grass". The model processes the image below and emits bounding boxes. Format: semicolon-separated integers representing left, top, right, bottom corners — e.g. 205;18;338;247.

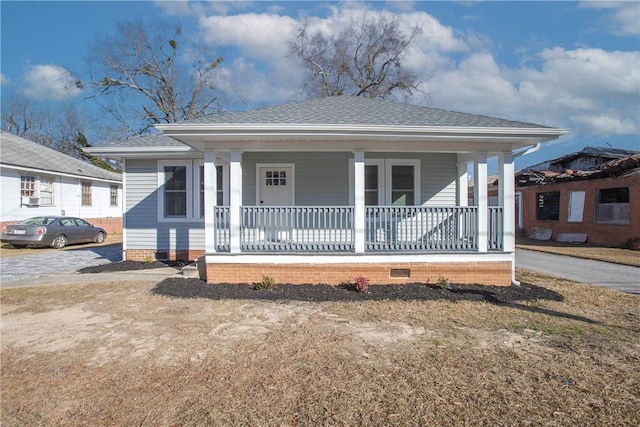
1;270;639;426
0;234;123;258
516;236;640;267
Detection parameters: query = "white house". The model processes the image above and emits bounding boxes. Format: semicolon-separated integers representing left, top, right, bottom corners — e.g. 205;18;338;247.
0;131;123;234
88;97;568;285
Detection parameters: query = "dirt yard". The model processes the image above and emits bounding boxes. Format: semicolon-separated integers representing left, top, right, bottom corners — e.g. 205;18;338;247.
1;270;639;426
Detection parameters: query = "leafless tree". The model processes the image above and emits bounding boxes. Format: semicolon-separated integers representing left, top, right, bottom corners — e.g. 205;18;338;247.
1;92;54;145
289;13;422;99
87;21;224;134
1;93;118;170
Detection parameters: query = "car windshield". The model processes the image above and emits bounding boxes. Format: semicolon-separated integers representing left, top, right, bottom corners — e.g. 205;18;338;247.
20;217;56;226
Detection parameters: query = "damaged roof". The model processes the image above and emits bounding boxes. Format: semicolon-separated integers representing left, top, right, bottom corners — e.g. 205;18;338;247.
517;146;640;186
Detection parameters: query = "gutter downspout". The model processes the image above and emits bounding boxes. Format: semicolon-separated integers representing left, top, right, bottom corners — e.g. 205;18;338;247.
509;143;540;286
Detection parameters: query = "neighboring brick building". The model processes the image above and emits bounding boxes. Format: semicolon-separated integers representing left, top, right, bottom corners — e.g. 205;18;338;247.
516;147;639;247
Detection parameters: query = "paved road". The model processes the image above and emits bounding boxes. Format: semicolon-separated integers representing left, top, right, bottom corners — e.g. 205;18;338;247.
516;249;640;295
0;245;122;283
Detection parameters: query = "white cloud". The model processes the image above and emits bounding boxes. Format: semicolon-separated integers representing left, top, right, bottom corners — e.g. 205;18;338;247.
199;13;297;60
424;46;639;136
21;64;82;100
581;1;640;36
0;73;9;85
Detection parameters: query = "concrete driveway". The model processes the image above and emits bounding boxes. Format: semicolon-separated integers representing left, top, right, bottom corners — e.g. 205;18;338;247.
516;249;640;295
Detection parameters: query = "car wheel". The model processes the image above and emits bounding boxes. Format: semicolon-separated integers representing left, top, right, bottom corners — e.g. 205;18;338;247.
52;235;67;249
94;232;105;244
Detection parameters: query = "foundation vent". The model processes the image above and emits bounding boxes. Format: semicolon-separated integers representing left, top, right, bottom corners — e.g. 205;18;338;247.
390;268;411;278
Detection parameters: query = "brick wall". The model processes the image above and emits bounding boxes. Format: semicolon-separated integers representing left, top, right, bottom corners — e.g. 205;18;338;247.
519;175;640;247
204;261;512;286
126;249;205;262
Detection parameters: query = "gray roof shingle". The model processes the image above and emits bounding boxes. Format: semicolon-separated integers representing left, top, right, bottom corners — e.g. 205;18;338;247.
99;133;187;148
1;131;122;182
184;96;551;128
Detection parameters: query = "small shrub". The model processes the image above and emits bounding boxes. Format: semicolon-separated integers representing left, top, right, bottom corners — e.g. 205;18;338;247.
254;275;276;291
143;256;155;265
436;275;451;290
353;276;370;293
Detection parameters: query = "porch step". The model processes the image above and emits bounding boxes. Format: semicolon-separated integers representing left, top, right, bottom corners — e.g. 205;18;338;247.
181;263;200;279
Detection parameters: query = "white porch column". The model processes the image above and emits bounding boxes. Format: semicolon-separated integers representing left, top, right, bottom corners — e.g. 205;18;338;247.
229;151;243;253
456;158;469;207
353;151;366;253
204;151;217;254
474;152;488;252
498;151;515;253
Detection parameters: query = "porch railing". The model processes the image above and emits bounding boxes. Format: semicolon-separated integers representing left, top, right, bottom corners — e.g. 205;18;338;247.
241;206;354;252
214;206;230;252
365;206;478;251
488;206;504;251
212;205;503;253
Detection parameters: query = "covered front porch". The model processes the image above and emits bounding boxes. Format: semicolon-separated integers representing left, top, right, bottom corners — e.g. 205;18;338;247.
203;151;516;257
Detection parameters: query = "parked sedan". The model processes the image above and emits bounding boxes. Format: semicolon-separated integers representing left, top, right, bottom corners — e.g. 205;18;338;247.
1;217;107;249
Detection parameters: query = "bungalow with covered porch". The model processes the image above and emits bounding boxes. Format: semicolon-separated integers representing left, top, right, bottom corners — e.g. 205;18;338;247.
88;97;568;286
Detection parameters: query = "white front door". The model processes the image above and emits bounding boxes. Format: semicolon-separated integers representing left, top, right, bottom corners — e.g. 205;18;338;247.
258;166;294;206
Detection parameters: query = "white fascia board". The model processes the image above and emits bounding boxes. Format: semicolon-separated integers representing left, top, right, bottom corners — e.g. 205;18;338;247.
0;163;122;184
85;146;201;159
157;123;570;137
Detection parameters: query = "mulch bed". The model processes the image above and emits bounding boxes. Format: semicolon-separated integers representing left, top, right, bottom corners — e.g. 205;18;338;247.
151;279;563;304
79;260;564;304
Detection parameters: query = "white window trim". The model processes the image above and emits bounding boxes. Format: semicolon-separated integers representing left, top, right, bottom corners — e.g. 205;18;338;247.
255;163;296;206
158;160;193;222
349;159;420;205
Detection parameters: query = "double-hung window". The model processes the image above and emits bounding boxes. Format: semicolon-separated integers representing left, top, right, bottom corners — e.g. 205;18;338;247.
81;182;92;206
110;185;119;207
351;159;420;206
39;178;54;206
162;165;188;217
389;164;416;206
159;160;228;221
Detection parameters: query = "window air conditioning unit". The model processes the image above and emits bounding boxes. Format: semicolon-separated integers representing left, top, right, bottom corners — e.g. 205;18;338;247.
21;196;40;207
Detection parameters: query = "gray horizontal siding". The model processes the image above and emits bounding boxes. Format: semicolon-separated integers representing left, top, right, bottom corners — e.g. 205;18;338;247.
124;159;204;251
243;152;351;206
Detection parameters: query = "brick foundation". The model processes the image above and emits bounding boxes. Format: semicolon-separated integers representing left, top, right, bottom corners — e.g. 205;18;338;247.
126;249;205;262
204;261;512;286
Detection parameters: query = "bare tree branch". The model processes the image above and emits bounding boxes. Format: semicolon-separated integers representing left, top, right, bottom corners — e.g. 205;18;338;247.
289;13;422;99
86;21;223;134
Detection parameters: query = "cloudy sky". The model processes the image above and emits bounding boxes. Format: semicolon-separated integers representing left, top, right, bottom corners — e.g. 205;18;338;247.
1;1;638;168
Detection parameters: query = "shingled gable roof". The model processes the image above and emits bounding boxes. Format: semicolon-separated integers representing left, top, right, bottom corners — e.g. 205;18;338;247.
0;131;122;182
182;96;551;128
